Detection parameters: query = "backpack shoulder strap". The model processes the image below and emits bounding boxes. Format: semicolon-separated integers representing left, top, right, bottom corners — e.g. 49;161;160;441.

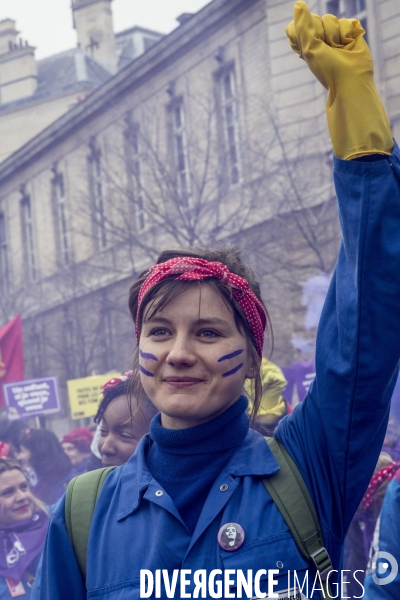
264;437;332;597
65;467;116;581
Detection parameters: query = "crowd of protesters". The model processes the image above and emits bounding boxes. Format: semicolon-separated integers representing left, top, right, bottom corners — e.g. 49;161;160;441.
0;363;399;598
0;367;399;597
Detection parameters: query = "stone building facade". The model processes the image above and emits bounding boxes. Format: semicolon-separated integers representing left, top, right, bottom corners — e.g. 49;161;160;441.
0;0;162;162
0;0;399;432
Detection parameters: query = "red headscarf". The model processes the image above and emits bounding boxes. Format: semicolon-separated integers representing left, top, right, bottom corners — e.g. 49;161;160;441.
101;371;132;394
62;428;93;454
0;442;9;458
361;460;400;510
136;257;267;357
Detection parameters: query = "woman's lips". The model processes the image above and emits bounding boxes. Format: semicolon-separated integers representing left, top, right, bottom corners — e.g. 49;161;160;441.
164;377;203;388
14;504;30;513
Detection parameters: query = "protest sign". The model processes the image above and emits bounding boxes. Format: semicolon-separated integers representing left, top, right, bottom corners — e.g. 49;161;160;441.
67;373;120;419
3;376;61;419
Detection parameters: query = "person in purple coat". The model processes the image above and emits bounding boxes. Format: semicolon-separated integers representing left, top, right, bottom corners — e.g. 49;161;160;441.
0;457;49;598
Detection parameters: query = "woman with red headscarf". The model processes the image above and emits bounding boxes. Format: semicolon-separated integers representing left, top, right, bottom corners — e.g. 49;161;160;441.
95;372;158;467
61;429;93;478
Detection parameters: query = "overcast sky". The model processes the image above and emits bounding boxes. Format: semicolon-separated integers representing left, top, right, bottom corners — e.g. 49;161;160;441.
0;0;211;59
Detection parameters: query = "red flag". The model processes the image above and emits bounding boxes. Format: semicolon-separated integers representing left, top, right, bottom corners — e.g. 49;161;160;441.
0;315;24;407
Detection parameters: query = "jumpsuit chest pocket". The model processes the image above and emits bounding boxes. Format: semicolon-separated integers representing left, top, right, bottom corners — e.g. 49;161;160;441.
221;532;314;599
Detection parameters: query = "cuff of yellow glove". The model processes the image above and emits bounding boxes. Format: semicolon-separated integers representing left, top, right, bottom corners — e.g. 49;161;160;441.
347;149;393;160
353;154;391;163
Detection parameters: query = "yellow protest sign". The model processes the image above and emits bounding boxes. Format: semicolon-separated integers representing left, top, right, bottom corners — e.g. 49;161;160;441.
67;373;121;420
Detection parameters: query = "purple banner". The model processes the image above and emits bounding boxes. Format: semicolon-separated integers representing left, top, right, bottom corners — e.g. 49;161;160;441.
281;367;295;405
282;362;400;411
3;376;62;420
281;359;316;404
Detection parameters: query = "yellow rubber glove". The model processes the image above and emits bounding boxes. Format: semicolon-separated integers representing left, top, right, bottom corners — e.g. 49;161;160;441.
286;1;393;160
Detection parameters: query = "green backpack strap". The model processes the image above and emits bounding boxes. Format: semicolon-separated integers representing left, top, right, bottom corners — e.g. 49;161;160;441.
264;437;332;599
65;467;116;581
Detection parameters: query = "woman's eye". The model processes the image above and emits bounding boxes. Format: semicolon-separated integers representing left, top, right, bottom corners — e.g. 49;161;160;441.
199;329;220;338
99;429;108;436
150;328;170;336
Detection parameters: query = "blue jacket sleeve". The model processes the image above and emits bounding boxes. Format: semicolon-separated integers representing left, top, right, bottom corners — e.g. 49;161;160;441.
38;496;86;600
364;476;400;599
276;145;400;542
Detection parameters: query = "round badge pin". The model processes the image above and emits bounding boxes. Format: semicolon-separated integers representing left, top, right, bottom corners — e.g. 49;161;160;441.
217;522;245;551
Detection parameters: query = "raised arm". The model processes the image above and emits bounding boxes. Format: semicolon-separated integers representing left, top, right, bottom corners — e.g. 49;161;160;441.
275;1;400;540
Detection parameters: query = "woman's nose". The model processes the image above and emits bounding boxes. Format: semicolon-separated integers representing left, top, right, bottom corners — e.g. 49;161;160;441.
166;334;196;366
100;434;117;456
15;488;29;502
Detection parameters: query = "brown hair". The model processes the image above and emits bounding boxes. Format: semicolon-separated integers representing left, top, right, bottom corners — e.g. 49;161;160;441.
128;246;273;421
0;457;48;517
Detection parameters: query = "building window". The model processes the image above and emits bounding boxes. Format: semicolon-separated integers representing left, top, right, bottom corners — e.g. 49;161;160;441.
89;142;107;249
53;173;70;265
327;0;365;16
21;193;37;282
30;329;43;377
126;125;146;231
0;212;10;294
220;69;241;186
326;0;340;15
65;319;77;379
344;0;367;41
171;101;191;206
346;0;365;14
103;309;115;371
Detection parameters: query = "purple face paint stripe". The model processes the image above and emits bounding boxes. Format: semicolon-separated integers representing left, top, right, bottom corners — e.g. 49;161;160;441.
140;350;158;361
139;364;154;377
222;363;244;378
218;349;244;362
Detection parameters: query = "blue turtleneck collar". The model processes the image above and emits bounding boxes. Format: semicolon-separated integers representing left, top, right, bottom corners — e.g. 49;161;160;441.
146;395;249;533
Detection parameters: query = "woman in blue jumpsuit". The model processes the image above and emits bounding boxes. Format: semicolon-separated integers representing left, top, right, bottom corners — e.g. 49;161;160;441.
38;3;400;599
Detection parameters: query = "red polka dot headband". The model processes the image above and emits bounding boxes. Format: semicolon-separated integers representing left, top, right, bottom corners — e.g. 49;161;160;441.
361;460;400;511
136;257;267;357
101;371;132;393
